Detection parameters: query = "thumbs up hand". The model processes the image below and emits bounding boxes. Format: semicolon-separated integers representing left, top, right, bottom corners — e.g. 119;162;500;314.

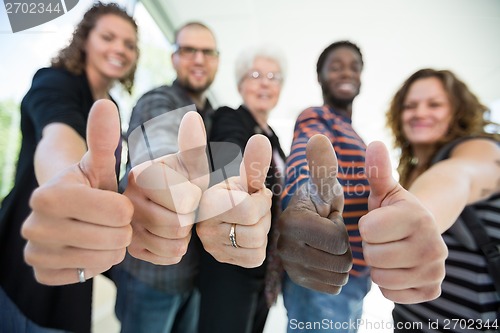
277;134;351;294
22;100;134;285
124;111;209;265
360;141;447;304
196;134;273;268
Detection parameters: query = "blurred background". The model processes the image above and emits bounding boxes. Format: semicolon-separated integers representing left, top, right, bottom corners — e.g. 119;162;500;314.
1;1;499;331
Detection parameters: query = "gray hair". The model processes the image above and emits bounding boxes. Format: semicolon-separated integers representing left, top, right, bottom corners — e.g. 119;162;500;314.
234;44;287;86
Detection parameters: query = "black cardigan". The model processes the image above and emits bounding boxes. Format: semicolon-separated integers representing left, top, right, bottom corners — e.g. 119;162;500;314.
209;104;286;223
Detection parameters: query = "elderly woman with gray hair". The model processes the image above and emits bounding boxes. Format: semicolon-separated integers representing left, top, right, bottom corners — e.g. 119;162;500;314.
198;45;287;333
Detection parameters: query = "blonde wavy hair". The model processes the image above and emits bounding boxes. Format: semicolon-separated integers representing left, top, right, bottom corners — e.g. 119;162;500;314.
51;2;138;93
386;68;497;188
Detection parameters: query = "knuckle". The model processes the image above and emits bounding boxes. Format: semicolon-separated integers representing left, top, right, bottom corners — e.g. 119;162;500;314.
246;230;267;248
20;217;39;241
420;237;447;264
111;249;127;265
414;210;435;231
23;245;38;267
127;244;143;260
28;187;44;210
29;186;56;213
113;226;133;248
420;285;442;302
430;263;446;283
34;271;52;285
362;246;374;266
248;248;266;267
160;256;182;265
117;198;134;225
203;244;219;258
175;188;201;214
171;239;189;257
369;269;385;287
175;225;192;239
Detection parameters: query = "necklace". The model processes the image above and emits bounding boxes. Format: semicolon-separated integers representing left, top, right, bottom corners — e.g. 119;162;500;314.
410;156;419;166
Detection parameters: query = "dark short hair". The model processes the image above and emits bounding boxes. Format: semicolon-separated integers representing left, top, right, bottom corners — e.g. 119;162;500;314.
316;41;363;76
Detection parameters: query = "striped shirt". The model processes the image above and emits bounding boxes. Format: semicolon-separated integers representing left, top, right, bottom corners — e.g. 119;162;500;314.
281;105;369;276
394;204;500;331
394;139;500;332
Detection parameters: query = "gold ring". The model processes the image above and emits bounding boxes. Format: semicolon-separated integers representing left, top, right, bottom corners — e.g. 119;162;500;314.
229;224;238;248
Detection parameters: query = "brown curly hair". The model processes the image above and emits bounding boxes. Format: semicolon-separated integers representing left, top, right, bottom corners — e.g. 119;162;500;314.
386;68;497;188
51;1;138;93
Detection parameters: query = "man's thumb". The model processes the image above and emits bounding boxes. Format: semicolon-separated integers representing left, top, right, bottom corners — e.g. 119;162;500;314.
177;111;208;186
306;134;343;218
80;99;120;191
365;141;398;209
239;134;272;193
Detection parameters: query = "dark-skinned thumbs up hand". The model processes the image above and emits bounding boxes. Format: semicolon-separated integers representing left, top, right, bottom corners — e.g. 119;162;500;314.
277;134;352;294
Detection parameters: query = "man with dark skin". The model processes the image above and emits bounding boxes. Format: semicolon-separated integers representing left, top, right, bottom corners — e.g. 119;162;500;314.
277;41;447;333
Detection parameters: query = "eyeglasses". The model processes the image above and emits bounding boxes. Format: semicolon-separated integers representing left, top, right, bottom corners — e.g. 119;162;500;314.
173;45;219;59
247;71;283;84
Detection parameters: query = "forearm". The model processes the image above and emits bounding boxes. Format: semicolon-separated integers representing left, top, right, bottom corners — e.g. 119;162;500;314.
409;140;500;234
34;123;86;184
282;116;333;209
409;163;470;234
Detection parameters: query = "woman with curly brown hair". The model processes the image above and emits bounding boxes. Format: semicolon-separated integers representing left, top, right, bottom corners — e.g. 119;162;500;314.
387;68;500;332
0;2;138;332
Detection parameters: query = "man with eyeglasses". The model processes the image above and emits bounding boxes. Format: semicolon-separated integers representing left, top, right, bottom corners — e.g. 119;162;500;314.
112;22;221;333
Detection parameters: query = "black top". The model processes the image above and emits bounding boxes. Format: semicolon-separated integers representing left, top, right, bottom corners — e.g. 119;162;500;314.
0;67;100;333
203;104;286;285
209;105;286;222
198;105;286;333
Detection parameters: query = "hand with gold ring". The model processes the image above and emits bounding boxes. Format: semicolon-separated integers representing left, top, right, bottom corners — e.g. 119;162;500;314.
197;135;272;268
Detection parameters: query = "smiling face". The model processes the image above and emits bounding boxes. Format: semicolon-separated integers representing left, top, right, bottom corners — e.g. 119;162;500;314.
171;25;219;94
402;77;453;147
84;14;138;84
319;46;362;109
238;56;282;118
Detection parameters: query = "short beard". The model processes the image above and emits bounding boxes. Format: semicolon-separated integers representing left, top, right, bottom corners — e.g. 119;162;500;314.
180;78;213;95
321;82;356;110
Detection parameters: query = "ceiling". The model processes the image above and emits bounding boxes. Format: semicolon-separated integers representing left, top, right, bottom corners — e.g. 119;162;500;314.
139;0;500;153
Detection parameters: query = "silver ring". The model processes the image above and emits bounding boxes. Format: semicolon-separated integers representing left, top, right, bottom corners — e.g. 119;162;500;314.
229;224;238;248
77;268;85;283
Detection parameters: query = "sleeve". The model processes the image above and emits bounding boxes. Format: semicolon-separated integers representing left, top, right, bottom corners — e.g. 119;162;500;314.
22;68;87;141
126;88;180;137
209;107;250;152
207;107;250;182
281;107;336;210
125;89;193;166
